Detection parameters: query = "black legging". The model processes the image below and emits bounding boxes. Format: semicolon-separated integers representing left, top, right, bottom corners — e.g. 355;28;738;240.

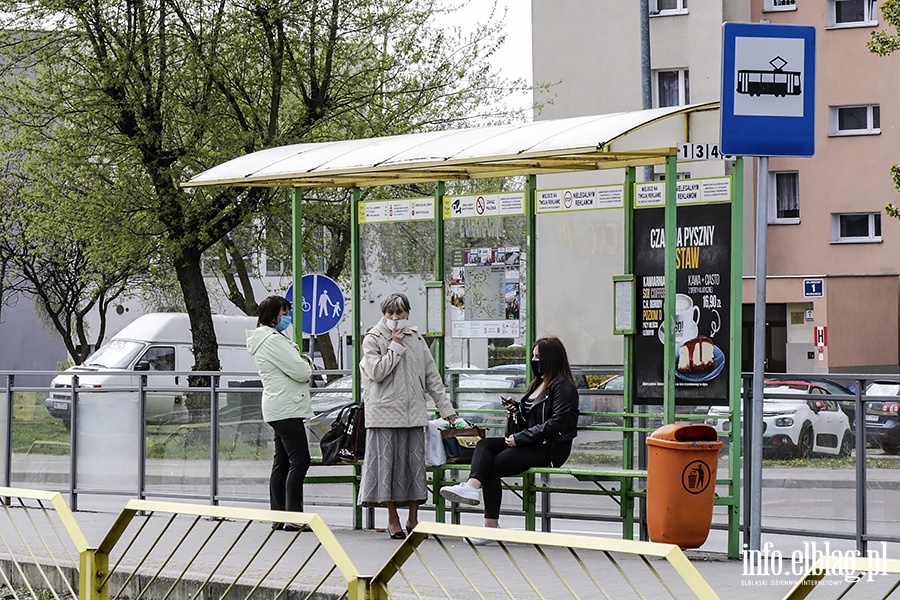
268;418;311;512
469;437;572;520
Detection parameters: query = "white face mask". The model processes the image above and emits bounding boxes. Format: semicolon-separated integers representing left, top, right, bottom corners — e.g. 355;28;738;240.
386;318;408;331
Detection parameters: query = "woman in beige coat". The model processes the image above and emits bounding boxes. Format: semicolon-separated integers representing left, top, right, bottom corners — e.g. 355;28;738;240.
359;293;462;538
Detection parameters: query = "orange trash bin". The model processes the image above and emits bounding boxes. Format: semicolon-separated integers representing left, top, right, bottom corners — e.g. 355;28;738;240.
646;423;723;549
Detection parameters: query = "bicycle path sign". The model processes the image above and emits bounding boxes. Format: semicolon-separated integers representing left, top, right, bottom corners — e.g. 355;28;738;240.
286;274;344;335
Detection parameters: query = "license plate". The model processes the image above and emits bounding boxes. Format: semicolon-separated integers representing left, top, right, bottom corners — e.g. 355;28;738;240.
53;402;68;410
866;414;880;422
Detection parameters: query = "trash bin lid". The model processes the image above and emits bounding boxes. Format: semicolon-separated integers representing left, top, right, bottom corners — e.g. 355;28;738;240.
646;423;723;450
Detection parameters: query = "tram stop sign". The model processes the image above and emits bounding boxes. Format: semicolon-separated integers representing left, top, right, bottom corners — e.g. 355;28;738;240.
285;274;344;335
721;22;816;157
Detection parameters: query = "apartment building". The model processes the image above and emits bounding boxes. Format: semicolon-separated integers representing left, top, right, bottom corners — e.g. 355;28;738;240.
531;0;900;373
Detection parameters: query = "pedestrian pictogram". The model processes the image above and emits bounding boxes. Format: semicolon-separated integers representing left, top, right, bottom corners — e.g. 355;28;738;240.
682;460;712;495
286;274;345;335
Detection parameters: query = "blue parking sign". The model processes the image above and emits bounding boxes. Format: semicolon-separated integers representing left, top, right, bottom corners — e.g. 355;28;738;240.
286;274;344;335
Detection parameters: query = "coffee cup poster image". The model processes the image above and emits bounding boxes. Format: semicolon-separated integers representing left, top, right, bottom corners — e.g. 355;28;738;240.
632;201;731;405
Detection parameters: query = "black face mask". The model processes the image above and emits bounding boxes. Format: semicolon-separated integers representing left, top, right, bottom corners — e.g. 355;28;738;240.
530;359;542;378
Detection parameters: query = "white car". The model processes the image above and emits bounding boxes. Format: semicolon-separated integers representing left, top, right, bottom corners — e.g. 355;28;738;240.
706;381;852;459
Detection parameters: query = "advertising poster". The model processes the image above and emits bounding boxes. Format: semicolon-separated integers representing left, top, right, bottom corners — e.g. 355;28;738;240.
633;202;731;405
450;247;522;338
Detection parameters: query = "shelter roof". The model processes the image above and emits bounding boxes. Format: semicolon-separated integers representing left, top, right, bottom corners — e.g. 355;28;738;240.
183;102;718;189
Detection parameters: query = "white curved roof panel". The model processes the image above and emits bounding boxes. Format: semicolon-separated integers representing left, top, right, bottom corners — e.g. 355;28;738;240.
184;102;718;189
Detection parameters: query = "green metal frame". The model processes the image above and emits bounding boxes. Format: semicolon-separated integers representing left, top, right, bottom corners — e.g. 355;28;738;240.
322;157;744;558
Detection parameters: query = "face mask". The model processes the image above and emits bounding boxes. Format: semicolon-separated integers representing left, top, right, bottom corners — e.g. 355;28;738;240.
275;315;292;332
386;318;408;331
531;358;542;377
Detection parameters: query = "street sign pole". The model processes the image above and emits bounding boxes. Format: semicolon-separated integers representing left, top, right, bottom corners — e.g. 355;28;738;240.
750;156;769;557
721;22;815;555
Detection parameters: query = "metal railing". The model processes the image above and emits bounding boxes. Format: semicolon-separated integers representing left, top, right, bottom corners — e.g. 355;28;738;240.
0;487;723;600
3;369;900;556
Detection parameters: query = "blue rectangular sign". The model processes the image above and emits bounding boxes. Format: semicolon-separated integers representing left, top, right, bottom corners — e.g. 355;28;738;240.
803;279;823;298
721;23;816;157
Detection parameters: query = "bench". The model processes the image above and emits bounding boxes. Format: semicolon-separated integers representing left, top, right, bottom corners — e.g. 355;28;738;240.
426;461;648;539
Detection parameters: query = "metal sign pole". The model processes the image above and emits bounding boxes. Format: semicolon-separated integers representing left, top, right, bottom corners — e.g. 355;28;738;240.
750;156;769;554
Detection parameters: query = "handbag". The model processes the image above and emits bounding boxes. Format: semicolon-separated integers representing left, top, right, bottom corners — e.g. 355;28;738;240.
440;422;486;464
338;403;366;462
320;403;366;464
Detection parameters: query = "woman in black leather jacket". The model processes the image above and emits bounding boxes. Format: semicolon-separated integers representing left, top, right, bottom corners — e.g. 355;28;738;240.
440;336;579;536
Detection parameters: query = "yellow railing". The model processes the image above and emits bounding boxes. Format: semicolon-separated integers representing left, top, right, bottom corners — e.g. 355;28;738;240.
372;522;720;599
0;486;723;599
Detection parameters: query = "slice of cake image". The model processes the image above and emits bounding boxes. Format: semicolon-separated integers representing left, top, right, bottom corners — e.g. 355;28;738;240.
676;335;716;374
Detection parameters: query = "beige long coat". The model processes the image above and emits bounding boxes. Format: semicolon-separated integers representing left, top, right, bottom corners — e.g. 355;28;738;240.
359;319;456;428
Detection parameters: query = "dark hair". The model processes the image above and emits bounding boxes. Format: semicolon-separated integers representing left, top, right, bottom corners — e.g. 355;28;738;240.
380;292;411;315
258;295;291;328
526;336;575;394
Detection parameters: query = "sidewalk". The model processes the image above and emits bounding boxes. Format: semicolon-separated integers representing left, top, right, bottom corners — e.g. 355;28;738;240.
15;504;891;600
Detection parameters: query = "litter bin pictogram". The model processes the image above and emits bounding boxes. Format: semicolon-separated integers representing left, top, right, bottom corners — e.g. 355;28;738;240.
646;423;723;548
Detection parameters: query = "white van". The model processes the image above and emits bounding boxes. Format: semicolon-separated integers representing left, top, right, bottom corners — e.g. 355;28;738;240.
46;313;259;427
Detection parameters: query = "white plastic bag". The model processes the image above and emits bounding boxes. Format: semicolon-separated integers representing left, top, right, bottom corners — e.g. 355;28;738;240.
425;420;447;466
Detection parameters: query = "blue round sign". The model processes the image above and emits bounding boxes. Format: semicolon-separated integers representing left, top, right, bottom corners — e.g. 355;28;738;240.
286;274;344;335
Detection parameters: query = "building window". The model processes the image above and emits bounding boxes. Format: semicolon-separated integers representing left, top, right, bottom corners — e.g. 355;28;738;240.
830;104;880;135
831;212;882;243
653;69;690;108
650;0;688;15
769;172;799;223
827;0;878;27
764;0;797;10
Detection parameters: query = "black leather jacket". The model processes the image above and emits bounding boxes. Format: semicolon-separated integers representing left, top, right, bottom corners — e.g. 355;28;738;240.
510;378;579;446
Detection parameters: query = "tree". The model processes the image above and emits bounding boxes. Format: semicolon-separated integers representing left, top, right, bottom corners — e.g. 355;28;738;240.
869;0;900;220
0;0;522;400
0;156;150;363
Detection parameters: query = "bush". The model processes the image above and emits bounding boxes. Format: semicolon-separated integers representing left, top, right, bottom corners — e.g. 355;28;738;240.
488;345;526;367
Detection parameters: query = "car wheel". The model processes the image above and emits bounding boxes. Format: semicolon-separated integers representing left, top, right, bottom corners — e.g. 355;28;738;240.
794;424;813;459
838;433;852;458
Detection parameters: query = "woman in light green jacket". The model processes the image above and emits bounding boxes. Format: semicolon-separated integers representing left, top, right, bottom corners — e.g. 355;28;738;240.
359;293;461;539
247;295;312;532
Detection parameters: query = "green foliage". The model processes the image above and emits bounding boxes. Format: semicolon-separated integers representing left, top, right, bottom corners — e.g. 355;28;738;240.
869;0;900;222
868;0;900;56
0;0;526;373
488;344;526;367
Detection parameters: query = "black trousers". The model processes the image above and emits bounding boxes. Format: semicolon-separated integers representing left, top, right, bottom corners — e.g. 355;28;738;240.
469;437;572;520
268;418;311;512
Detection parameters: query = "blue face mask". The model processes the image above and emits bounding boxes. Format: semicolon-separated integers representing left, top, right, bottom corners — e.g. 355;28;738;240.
275;315;292;332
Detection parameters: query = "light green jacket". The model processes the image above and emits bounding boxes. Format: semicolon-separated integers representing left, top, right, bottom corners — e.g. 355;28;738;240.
246;326;312;422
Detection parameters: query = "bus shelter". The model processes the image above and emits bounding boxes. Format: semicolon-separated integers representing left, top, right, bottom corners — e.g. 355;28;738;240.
184;101;744;556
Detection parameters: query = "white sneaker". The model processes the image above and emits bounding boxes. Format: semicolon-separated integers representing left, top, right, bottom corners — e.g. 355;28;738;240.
468;526;500;546
440;482;482;506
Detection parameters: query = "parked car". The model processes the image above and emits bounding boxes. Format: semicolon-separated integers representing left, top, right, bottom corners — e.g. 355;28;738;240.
863;381;900;454
765;376;857;428
706;380;852;459
305;375;358;444
451;365;591;426
589;374;625;426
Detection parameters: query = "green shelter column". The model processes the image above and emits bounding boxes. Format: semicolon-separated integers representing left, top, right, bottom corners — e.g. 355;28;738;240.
663;155;677;423
292;188;303;347
351;187;362;402
525;175;537;377
433;182;446;376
